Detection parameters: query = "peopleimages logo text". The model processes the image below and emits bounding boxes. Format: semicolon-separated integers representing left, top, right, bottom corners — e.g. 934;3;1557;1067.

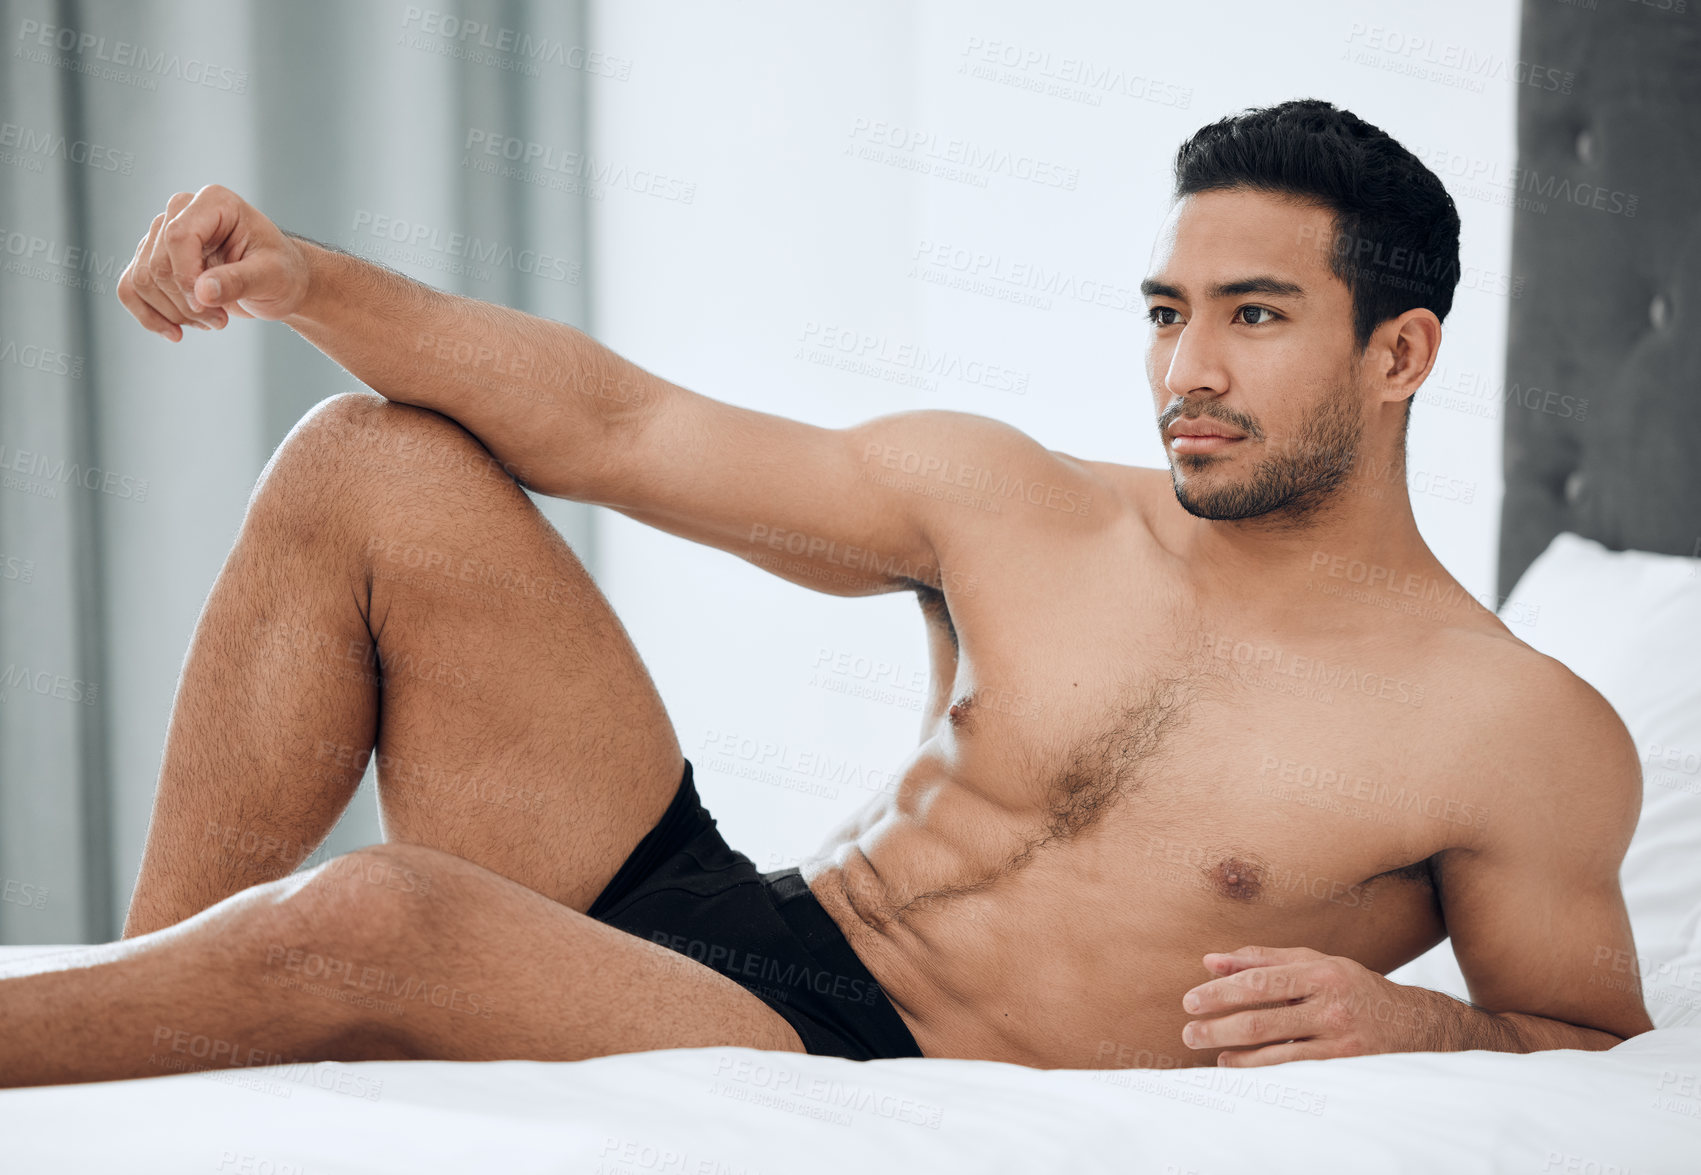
15;19;248;92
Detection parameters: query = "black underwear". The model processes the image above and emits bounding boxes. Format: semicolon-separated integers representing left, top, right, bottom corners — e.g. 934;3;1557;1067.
586;758;925;1062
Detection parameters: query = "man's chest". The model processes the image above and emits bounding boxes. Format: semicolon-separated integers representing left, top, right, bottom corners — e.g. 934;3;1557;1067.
919;585;1476;922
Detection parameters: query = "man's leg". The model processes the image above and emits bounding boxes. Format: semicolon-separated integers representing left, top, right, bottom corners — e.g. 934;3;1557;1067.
2;843;804;1088
125;390;687;936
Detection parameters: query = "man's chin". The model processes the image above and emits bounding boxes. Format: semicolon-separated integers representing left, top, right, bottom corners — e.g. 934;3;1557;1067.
1172;474;1346;526
1169;471;1282;522
1173;495;1259;522
1171;480;1242;521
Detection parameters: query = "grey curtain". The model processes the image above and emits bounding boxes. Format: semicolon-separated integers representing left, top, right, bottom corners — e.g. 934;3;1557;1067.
0;0;594;943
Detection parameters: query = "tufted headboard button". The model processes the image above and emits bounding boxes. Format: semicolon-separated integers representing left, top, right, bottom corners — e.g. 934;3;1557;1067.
1499;3;1701;598
1650;293;1671;331
1564;470;1587;505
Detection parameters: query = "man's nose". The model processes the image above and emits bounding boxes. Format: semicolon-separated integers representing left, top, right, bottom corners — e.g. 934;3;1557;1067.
1162;319;1229;400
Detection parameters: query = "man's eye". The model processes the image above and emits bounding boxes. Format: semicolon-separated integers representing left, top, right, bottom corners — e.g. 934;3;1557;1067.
1147;306;1181;326
1236;305;1280;326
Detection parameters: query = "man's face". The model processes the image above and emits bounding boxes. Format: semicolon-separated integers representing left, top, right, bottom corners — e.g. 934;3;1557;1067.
1142;189;1367;524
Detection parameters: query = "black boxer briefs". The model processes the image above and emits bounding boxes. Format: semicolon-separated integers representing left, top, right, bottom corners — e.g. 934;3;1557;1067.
586;758;924;1062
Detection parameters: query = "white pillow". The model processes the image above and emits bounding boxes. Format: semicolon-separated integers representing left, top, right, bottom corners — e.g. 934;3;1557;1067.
1388;532;1701;1029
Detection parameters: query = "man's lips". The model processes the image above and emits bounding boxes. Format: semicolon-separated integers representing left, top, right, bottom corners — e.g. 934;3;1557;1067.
1167;419;1247;439
1170;435;1242;454
1167;418;1247;454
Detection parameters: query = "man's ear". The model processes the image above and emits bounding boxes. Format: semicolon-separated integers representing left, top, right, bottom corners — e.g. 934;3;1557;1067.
1368;308;1442;408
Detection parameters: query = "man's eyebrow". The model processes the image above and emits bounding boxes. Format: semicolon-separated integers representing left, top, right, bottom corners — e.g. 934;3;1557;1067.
1140;276;1308;301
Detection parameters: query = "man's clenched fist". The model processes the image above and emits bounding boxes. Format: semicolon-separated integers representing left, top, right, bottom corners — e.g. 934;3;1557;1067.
117;185;311;341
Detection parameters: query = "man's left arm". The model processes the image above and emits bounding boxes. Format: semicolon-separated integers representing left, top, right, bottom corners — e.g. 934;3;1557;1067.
1180;665;1657;1066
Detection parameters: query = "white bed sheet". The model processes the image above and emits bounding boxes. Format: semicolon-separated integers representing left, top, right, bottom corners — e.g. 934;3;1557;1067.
3;947;1699;1175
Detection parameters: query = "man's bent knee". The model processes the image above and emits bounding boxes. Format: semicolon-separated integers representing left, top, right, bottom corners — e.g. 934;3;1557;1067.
291;392;522;496
229;845;469;1058
265;844;463;958
247;392;538;566
307;843;451;905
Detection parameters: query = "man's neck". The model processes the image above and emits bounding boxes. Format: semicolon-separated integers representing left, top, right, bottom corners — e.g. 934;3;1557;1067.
1175;481;1439;621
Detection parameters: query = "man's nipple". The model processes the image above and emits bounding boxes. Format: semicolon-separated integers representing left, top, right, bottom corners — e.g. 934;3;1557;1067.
1211;856;1264;902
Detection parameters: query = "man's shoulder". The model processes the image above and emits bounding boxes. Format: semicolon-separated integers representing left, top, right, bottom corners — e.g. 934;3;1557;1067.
1075;459;1171;529
1080;460;1170;499
1439;628;1642;814
870;412;1144;542
1442;627;1618;731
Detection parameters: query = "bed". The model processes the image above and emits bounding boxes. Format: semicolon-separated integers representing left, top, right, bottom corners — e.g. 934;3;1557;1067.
8;3;1701;1171
0;978;1695;1175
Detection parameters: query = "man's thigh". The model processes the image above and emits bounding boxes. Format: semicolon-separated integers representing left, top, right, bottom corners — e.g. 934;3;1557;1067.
306;392;689;913
311;845;807;1061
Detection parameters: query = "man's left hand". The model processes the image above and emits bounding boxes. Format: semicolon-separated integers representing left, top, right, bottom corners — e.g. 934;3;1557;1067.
1180;945;1433;1067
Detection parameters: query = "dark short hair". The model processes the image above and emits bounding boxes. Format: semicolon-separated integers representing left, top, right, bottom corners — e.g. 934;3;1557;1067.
1172;99;1461;352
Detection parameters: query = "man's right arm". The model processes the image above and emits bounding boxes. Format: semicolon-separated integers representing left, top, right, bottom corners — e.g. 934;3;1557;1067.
119;185;1104;598
120;185;658;500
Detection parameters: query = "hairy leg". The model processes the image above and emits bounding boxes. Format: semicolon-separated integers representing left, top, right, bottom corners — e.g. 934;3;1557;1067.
125;391;684;936
4;844;802;1088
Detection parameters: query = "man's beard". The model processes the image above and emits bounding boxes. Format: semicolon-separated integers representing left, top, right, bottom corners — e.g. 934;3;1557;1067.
1168;381;1365;524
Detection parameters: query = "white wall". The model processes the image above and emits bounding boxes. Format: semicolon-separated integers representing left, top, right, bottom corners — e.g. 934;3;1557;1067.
585;0;1519;868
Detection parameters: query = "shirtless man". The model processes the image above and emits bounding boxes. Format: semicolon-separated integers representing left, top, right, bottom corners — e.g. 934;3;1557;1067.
0;99;1653;1087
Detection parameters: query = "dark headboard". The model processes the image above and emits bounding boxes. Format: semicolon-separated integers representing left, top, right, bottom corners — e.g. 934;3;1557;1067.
1497;0;1701;597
